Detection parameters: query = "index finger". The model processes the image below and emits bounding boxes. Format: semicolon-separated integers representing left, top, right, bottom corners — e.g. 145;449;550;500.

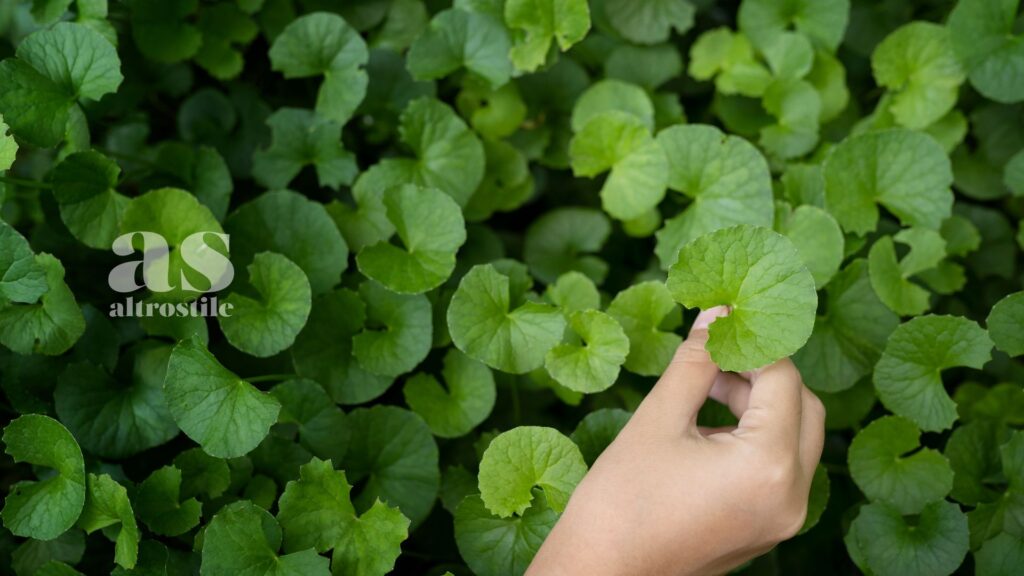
734;358;804;448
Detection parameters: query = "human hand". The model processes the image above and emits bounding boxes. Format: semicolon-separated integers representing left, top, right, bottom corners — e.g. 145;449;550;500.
526;306;826;576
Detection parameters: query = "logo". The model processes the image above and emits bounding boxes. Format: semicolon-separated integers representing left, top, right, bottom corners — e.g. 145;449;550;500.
108;231;235;318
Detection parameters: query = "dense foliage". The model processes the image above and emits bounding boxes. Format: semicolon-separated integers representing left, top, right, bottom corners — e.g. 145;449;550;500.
0;0;1023;574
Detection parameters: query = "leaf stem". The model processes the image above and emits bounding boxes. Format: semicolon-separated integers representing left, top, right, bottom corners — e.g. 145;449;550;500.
0;175;50;189
246;374;298;383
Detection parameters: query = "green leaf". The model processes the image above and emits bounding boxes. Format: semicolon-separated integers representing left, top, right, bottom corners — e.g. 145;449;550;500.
801;464;830;534
871;22;965;129
342;406;440;528
0;220;47;305
601;0;693;45
193;3;259;80
850;501;969;576
463;139;534;221
0;254;86;356
948;0;1024;103
54;351;179;458
571;408;631;465
504;0;590;71
173;447;230;500
0;22;122;147
867;234;936;317
32;0;72;23
10;530;85;576
793;259;899;393
454;493;557;576
128;0;202;63
357;185;467;294
276;457;410;575
987;291;1024;357
0;115;17;171
654;124;774;269
407;8;511;88
448;264;567;374
1005;149;1024;197
666;225;818;372
605;44;684;91
874;315;993;432
271;379;351;464
225;190;349;295
219;252;312;358
738;0;849;51
774;203;844;288
759;79;821;159
478;426;587;517
544;310;629;393
164;337;281;457
570;79;655;132
373;97;485;206
134;465;203;536
51;151;130;250
200;501;330;576
77;474;139;569
352;280;432;378
688;28;772;97
545;271;601;314
269;12;369;124
252;108;356;191
1;415;86;540
523;207;611;285
976;533;1024;576
823;129;954;235
607;281;682;376
569;111;668;221
848;416;954;514
403;349;496;438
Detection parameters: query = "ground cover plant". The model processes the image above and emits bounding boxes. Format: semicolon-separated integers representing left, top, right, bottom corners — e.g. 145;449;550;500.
0;0;1023;574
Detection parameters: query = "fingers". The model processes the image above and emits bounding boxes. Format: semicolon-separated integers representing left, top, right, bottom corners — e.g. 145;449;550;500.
735;358;804;447
635;306;729;432
709;372;750;419
798;387;826;475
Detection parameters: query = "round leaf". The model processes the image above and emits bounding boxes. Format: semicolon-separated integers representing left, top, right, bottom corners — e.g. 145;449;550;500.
544;310;629;393
403;349;496;438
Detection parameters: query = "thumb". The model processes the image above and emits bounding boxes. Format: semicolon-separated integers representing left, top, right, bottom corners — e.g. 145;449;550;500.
640;306;730;430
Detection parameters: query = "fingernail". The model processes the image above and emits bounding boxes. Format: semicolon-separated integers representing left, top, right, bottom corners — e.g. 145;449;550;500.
691;305;730;331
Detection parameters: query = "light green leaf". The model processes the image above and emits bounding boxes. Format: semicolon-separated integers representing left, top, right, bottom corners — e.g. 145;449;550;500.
545;271;601;314
407;8;511;88
357;185;466;294
667;225;818;372
738;0;849;51
134;465;203;536
0;254;86;356
448;264;567;374
823;129;954;235
774;203;844;288
601;0;693;45
252;108;357;191
504;0;590;72
654;124;774;269
331;498;410;576
220;253;311;358
0;220;47;305
545;310;629;393
54;350;178;458
523;207;610;285
867;236;932;317
403;349;496;438
77;474;139;569
987;291;1024;357
872;21;965;129
478;426;587;517
225;190;349;295
762;32;815;79
759;79;821;159
1;415;86;540
352;280;432;378
200;501;330;576
569;111;668;221
605;44;684;91
51;151;130;249
688;28;772;97
0;115;17;171
0;22;122;147
164;337;281;457
374;97;485;206
793;260;899;393
269;12;369;124
454;493;557;576
948;0;1024;103
850;501;969;576
874;315;993;432
607;281;682;376
342;406;440;528
570;80;655;132
848;416;954;514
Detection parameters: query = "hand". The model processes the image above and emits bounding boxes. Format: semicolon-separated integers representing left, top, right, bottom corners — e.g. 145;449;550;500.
526;306;826;576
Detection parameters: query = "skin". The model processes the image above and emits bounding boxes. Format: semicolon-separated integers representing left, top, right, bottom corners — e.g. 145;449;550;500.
526;306;826;576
